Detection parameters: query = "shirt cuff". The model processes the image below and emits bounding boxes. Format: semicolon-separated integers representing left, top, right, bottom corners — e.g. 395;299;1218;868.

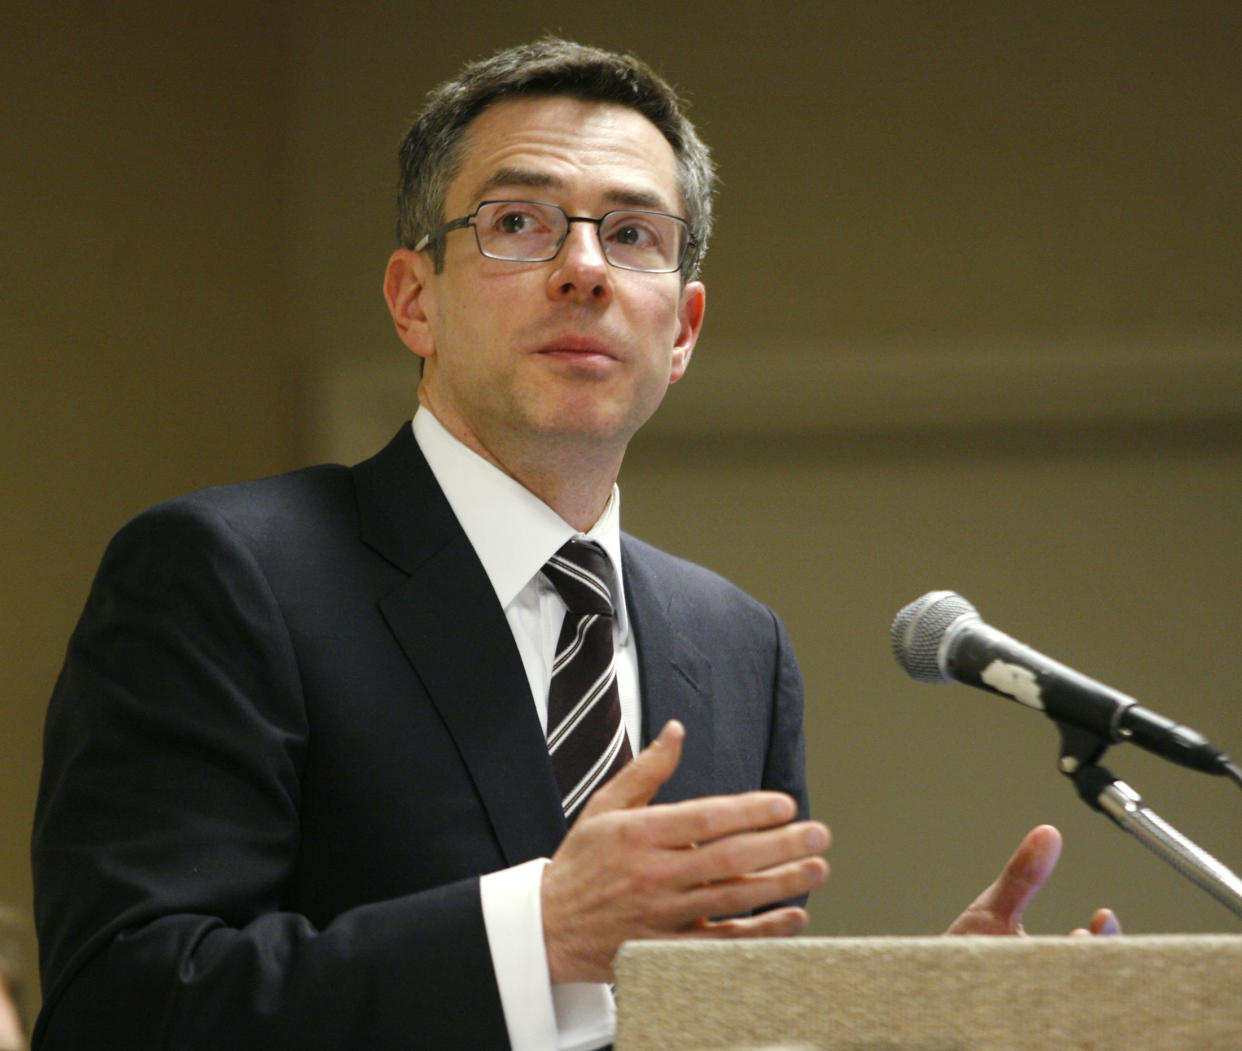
480;858;616;1051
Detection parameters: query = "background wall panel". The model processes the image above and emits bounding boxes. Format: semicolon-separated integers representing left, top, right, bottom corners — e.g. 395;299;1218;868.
4;0;1240;1026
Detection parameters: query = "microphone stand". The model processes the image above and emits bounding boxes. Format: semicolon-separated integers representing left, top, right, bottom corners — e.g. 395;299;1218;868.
1056;723;1242;922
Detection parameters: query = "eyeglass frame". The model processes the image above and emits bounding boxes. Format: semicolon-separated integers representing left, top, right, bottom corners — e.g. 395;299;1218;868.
413;199;697;274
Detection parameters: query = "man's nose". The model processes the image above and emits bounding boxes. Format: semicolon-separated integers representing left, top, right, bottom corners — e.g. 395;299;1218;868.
547;221;611;302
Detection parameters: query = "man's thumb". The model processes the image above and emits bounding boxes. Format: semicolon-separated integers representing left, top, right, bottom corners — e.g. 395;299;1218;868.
579;719;684;816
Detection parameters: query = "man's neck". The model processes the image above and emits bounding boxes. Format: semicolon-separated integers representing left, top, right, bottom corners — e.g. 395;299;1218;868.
419;402;624;532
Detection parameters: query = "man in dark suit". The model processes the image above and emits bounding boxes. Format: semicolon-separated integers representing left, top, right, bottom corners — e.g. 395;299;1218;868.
32;39;1114;1050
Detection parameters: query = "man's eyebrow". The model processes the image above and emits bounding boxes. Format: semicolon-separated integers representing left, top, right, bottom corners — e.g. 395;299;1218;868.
469;167;674;213
601;186;670;212
470;167;560;202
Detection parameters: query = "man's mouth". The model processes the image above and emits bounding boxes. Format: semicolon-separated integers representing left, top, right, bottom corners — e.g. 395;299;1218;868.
537;336;618;364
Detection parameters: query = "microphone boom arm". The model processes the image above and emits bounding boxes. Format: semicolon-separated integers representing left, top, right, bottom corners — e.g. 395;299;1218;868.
1058;725;1242;922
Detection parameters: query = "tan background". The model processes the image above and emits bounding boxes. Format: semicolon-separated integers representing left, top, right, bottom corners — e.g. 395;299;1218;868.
4;0;1241;1024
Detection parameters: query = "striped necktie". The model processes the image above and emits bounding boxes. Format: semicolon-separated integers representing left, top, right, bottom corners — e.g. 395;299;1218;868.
542;539;632;822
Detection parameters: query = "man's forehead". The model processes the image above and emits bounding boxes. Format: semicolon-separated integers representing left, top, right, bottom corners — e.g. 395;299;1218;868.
450;95;680;210
467;165;672;213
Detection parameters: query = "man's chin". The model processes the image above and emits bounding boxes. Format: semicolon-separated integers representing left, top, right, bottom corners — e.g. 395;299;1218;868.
533;406;657;449
540;386;666;440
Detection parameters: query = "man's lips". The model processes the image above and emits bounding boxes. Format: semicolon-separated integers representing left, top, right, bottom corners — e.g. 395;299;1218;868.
536;337;619;364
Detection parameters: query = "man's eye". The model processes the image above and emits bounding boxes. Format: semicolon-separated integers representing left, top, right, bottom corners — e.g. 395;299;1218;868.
497;211;532;234
610;222;657;248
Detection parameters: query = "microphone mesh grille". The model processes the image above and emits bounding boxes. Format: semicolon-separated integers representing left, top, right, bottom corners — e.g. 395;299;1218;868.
890;591;977;682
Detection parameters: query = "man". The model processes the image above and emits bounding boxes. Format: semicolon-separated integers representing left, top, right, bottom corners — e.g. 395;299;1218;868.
32;39;1113;1050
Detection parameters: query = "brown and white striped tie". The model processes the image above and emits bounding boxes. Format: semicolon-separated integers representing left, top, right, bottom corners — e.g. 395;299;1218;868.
543;539;632;822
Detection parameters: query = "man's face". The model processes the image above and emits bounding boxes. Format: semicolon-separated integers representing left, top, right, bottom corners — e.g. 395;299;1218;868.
389;95;706;474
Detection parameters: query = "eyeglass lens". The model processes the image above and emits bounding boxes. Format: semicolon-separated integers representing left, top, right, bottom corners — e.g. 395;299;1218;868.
472;201;687;272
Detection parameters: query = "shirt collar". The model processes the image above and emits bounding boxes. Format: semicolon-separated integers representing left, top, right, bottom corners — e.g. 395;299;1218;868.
411;408;630;637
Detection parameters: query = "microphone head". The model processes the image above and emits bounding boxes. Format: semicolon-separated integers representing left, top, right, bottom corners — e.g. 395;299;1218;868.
890;590;978;682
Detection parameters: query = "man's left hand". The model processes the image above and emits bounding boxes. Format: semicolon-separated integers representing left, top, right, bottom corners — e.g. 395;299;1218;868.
946;824;1121;936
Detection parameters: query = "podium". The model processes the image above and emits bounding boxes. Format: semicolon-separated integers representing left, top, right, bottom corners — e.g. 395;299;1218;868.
614;935;1242;1049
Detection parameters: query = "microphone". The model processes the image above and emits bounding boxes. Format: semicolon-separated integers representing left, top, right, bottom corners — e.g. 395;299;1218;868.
890;590;1230;775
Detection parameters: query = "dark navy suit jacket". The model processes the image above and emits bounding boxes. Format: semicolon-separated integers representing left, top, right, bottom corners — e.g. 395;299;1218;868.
32;425;808;1049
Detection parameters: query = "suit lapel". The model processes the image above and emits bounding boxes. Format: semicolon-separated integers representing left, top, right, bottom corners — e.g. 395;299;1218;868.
352;427;567;864
622;538;715;803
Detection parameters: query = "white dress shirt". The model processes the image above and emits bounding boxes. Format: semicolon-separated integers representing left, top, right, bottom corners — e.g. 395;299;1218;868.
411;408;640;1051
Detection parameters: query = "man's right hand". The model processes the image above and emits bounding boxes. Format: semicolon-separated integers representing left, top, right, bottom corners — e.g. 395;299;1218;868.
540;720;830;984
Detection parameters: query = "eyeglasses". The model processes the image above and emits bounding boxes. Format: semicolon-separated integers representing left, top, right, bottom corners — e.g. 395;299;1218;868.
414;200;695;274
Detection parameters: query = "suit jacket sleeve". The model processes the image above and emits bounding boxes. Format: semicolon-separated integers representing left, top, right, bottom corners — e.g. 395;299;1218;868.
32;495;511;1050
624;536;811;905
763;608;812;909
765;608;810;821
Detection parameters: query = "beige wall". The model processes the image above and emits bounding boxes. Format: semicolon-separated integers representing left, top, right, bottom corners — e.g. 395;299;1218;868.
4;0;1241;1020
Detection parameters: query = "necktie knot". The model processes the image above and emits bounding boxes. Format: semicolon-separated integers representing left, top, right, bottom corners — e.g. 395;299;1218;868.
543;540;614;618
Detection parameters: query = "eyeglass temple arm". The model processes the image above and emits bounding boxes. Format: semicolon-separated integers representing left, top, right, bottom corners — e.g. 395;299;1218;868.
413;215;473;253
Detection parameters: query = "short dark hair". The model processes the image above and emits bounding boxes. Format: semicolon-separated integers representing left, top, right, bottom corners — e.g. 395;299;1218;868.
396;38;715;279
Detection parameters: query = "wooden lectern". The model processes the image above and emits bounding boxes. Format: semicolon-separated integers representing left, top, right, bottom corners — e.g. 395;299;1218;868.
614;935;1242;1049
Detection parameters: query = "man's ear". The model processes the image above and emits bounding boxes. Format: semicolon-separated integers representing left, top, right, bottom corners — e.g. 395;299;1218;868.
383;249;435;360
669;279;706;384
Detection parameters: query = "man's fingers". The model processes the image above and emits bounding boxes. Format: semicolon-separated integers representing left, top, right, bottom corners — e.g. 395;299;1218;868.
1071;907;1122;937
643;791;803;850
947;824;1062;935
580;722;805;853
581;719;685;816
545;721;829;983
679;855;829;923
680;820;830;887
1092;908;1121;935
981;824;1061;922
690;905;811;941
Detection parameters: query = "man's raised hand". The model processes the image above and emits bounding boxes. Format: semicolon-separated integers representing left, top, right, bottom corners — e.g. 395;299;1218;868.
946;824;1120;937
541;720;831;983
